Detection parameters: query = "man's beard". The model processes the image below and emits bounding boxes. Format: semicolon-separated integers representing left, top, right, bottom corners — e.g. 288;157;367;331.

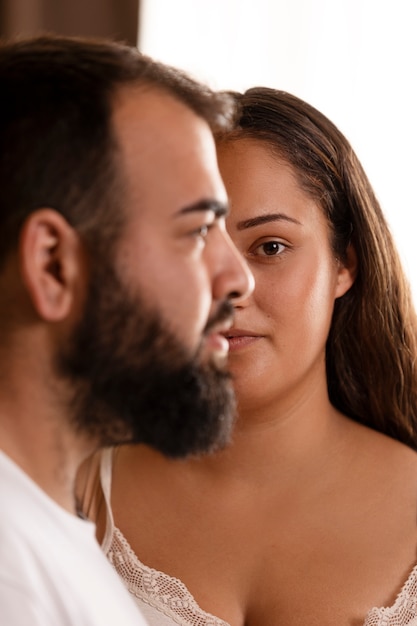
56;260;236;458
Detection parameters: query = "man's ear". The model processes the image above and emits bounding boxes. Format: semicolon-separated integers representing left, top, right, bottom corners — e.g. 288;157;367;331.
19;209;86;321
335;243;358;299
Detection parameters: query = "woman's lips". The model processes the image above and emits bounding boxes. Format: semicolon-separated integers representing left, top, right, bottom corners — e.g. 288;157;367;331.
223;330;263;352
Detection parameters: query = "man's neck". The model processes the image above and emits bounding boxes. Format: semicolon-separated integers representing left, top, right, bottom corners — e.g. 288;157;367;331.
0;389;95;514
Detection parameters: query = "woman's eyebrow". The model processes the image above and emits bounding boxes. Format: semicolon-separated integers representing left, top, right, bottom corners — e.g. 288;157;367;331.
236;212;302;230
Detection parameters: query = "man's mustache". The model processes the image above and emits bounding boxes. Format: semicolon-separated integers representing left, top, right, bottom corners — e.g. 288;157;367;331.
204;300;235;336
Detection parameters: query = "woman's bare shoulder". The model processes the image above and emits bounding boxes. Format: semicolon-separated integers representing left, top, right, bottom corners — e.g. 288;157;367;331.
343;417;417;500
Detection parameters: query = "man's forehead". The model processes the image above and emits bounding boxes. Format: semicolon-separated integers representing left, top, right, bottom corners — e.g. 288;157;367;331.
111;83;215;167
110;84;227;223
112;82;197;127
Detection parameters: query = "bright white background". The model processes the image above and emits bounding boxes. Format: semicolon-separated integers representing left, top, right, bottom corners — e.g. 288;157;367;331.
139;0;417;300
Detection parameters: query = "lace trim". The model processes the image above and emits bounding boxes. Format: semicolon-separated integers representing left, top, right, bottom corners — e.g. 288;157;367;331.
100;449;417;626
364;565;417;626
106;524;417;626
106;526;230;626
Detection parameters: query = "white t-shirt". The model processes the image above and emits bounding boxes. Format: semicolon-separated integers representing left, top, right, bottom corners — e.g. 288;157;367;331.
0;450;149;626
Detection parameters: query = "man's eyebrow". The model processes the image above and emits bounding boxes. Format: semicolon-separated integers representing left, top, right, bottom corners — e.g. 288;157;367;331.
236;212;302;230
176;199;229;219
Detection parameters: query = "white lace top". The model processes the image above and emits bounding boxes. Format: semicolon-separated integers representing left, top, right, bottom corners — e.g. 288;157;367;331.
99;449;417;626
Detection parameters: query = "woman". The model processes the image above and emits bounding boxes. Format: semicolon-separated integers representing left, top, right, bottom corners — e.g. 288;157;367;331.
79;88;417;626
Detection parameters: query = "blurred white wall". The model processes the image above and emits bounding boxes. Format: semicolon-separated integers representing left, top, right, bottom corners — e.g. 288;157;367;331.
139;0;417;299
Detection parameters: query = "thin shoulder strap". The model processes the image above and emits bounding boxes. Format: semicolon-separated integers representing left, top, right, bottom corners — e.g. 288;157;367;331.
100;447;117;553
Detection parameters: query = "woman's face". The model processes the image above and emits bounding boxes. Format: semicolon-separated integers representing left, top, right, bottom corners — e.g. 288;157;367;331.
217;138;355;414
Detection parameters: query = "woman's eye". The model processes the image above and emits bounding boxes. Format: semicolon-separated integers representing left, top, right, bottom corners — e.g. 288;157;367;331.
253;240;286;256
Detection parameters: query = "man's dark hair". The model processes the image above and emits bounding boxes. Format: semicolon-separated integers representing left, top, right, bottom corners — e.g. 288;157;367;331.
0;34;235;264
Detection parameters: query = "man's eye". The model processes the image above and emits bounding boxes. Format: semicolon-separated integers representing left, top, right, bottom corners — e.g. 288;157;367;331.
254;240;286;256
194;224;212;239
197;224;209;238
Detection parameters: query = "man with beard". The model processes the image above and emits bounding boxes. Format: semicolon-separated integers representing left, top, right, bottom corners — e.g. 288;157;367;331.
0;35;253;626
